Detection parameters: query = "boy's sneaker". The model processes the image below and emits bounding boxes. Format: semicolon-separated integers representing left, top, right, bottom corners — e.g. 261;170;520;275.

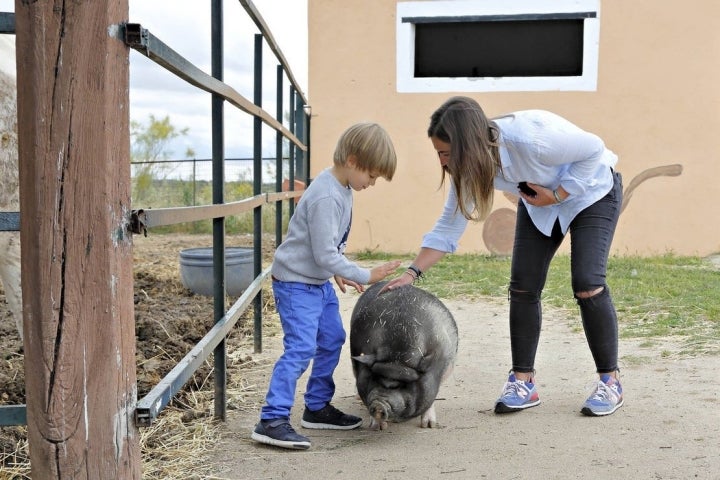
301;403;363;430
581;373;624;417
494;372;541;413
251;418;311;450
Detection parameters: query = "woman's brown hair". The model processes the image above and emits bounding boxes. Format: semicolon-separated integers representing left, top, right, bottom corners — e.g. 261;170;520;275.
427;96;500;221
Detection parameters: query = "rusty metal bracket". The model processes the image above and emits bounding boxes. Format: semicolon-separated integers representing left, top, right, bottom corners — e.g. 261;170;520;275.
123;23;150;54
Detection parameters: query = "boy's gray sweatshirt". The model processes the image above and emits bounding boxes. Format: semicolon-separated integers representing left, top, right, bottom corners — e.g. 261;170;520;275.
271;168;371;285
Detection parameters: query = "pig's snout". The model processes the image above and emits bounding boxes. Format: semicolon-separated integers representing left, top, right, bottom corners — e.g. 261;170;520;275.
369;399;390;431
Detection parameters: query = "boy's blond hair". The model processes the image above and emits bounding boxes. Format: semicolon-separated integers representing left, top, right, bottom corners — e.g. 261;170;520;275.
332;122;397;181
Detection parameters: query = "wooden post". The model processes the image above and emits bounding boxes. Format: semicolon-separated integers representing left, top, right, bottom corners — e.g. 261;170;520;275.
15;1;141;478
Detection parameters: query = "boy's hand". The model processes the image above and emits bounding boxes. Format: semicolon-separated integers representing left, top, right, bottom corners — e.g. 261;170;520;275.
368;260;402;284
334;274;364;293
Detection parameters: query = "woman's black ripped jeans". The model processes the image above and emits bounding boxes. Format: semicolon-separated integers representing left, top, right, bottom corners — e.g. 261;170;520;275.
508;171;623;374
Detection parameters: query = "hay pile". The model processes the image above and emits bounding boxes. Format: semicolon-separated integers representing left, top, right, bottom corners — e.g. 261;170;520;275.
140;339;276;479
0;233;280;478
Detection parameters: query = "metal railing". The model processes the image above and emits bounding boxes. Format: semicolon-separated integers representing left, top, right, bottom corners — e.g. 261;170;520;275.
0;0;309;427
0;10;22;427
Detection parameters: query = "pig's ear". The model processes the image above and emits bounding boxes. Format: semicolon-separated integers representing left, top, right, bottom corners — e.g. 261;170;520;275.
352;353;376;366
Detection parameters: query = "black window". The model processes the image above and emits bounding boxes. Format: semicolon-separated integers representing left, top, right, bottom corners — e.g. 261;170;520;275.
407;13;595;79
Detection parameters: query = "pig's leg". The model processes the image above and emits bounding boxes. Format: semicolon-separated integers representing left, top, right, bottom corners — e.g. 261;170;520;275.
368;400;390;430
418;364;454;428
419;403;437;428
369;415;389;431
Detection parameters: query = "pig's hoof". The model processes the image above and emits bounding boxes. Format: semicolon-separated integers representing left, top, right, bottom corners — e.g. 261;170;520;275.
369;419;389;430
420;419;441;428
419;405;439;428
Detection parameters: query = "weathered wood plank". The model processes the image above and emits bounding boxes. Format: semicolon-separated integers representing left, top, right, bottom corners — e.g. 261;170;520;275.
15;0;141;477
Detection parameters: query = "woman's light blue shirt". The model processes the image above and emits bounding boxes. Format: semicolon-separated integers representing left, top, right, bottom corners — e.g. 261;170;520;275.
421;110;619;253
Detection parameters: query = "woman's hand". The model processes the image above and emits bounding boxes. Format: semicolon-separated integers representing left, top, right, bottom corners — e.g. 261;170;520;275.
335;261;402;294
377;248;444;293
379;270;415;293
518;182;566;207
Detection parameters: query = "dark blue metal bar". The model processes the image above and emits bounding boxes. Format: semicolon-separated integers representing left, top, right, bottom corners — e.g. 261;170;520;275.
0;11;14;33
275;65;284;250
252;33;263;354
295;92;307;182
305;107;311;183
210;0;227;422
288;86;296;216
295;95;310;185
0;405;25;426
0;212;19;231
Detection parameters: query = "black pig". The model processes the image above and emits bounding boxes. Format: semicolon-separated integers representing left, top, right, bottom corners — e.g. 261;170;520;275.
350;281;458;430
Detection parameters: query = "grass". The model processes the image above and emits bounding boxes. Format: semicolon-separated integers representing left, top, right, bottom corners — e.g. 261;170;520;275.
355;250;720;356
132;176;720;351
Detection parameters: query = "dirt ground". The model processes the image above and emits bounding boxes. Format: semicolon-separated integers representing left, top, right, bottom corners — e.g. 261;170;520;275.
208;290;720;480
0;233;259;469
1;235;719;479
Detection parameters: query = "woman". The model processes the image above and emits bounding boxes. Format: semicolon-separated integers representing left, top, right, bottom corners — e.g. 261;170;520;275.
385;96;624;417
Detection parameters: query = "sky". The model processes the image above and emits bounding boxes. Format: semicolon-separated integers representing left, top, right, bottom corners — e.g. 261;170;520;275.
0;0;308;165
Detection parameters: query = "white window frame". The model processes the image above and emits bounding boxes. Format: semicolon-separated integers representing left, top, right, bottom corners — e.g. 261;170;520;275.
396;0;601;93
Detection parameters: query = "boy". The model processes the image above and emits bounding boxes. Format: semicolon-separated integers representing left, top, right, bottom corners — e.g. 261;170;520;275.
251;122;401;450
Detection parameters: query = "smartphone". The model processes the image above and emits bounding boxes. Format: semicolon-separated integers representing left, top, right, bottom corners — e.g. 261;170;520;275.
518;181;537;197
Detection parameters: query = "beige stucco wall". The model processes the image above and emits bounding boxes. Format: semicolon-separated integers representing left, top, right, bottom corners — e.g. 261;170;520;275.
307;0;720;256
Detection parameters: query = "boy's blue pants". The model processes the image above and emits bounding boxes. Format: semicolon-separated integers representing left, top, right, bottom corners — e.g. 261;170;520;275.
260;280;345;420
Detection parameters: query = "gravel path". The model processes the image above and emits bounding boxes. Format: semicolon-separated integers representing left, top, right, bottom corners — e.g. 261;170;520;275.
208;289;720;480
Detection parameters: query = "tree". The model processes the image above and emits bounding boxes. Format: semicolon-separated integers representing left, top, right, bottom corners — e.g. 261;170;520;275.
130;114;194;204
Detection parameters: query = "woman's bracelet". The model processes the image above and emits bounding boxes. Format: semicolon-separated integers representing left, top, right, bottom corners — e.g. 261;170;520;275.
552;189;563;203
407;264;424;280
403;270;417;282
